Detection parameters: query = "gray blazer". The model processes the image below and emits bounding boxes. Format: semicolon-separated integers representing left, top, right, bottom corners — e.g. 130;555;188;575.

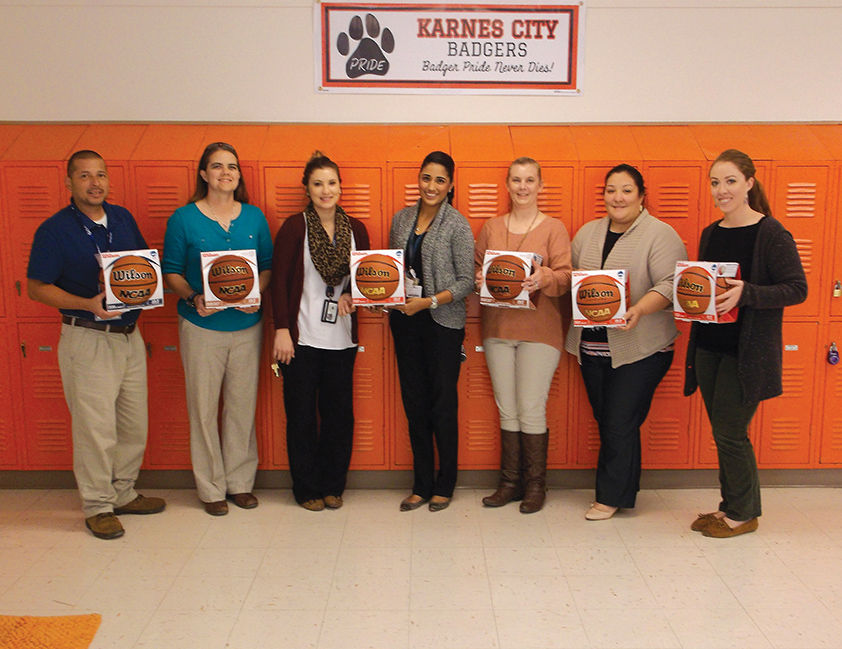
389;200;475;329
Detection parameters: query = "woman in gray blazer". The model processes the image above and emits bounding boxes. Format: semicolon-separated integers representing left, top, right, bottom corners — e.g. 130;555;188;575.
389;151;474;512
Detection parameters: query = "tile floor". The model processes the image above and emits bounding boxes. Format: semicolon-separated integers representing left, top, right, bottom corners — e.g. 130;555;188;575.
1;486;841;649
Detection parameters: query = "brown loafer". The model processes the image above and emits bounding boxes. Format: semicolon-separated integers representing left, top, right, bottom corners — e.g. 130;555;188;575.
85;512;125;540
399;495;428;512
702;517;758;538
203;500;229;516
114;494;166;515
691;512;720;532
323;495;343;509
300;498;325;511
228;493;259;509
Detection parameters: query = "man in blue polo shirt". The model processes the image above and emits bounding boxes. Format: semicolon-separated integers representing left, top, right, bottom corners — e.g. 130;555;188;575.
27;150;166;539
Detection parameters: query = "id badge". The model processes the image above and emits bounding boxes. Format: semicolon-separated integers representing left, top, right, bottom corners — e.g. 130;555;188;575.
321;299;338;324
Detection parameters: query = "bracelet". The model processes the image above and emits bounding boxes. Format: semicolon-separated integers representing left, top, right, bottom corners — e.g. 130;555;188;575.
186;291;200;308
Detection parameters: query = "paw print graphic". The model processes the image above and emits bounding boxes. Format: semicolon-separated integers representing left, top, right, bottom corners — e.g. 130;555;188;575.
336;13;395;79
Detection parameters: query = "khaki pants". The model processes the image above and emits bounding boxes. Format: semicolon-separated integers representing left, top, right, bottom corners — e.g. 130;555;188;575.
58;324;148;517
178;317;261;502
483;338;561;434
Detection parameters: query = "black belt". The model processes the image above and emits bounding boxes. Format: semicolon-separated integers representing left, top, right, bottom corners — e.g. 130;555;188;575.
62;315;136;334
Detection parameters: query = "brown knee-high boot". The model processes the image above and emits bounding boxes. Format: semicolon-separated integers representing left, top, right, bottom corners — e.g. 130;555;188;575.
519;431;549;513
482;430;523;507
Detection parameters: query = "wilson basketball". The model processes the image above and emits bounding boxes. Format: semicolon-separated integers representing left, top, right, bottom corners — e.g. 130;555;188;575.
355;254;400;300
207;255;255;303
576;274;622;322
675;266;712;314
715;275;730;296
485;255;527;302
108;255;158;306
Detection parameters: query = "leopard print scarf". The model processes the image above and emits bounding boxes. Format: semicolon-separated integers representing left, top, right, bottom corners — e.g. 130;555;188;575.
305;203;353;286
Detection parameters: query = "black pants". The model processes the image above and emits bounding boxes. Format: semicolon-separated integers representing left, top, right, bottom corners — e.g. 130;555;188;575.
390;310;464;499
280;344;357;503
580;351;673;508
694;348;761;520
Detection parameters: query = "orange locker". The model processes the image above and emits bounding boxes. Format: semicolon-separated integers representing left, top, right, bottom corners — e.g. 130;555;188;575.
819;322;842;465
3;164;69;319
0;323;20;467
349;319;388;469
457;320;500;469
264;318;390;470
16;322;72;468
140;320;190;468
545;355;571;468
756;321;819;466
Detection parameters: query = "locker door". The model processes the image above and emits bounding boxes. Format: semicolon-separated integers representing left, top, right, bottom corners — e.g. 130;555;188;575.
643;164;702;256
456;166;509;237
141;320;190;468
349;319;387;469
0;323;20;467
132;163;193;320
17;322;72;468
572;366;598;467
545;354;570;468
819;322;842;464
539;166;576;233
579;166;611;231
267;338;289;469
641;330;692;468
4;164;67;318
829;167;842;318
458;320;499;469
756;321;818;466
771;165;830;318
263;166;308;235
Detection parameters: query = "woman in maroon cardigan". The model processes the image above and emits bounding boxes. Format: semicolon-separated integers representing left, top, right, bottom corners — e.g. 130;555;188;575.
271;152;370;511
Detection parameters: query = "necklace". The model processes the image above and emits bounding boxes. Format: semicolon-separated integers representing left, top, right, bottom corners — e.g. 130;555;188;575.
415;213;434;234
205;200;235;232
505;210;540;251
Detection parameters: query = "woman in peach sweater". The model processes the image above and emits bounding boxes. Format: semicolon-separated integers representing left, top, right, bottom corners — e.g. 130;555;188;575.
475;157;572;513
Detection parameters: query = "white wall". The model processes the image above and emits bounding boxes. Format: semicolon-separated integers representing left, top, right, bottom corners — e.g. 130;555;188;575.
1;0;841;123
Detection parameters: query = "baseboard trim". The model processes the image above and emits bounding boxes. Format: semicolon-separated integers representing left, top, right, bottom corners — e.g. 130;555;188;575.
2;468;841;490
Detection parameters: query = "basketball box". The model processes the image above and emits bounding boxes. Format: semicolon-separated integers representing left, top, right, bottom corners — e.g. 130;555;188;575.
350;249;405;306
674;261;740;323
572;269;629;327
201;249;260;310
97;249;164;312
480;250;539;309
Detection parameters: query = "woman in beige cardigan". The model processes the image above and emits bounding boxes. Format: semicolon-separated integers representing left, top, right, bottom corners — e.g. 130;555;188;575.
565;164;687;520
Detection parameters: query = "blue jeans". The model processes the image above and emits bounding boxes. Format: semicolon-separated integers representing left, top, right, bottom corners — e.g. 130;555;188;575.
580;351;673;508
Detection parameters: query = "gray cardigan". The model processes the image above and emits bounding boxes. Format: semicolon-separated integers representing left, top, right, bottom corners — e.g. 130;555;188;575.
565;209;688;368
389;200;474;329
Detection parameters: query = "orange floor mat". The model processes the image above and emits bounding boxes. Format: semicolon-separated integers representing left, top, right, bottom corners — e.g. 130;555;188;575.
0;614;101;649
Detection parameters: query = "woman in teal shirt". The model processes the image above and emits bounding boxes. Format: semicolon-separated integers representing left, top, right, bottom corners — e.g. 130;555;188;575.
163;142;272;516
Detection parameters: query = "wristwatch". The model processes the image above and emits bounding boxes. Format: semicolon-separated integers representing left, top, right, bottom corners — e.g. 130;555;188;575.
429;295;439;310
186;291;200;308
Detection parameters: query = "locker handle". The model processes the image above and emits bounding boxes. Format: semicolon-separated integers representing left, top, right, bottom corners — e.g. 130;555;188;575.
20;341;26;358
15;280;21;296
833;280;841;298
146;342;152;359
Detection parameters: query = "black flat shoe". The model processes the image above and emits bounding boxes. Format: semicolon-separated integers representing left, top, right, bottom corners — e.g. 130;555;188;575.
428;497;450;512
400;495;429;511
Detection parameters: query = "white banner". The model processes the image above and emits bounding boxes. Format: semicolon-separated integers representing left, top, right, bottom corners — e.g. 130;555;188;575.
315;2;583;95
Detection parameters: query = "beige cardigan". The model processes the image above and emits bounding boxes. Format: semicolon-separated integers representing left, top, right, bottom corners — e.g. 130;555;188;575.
565;209;687;368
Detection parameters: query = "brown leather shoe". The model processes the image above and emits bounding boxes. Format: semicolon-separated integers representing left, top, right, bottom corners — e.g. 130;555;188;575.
323;495;343;509
228;493;258;509
702;517;758;538
483;429;524;507
203;500;229;516
85;512;125;539
691;512;720;532
429;497;451;512
519;432;549;514
114;494;166;515
300;498;325;511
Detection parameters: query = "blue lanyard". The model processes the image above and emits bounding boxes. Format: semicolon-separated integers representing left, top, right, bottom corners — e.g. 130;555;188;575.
70;202;112;254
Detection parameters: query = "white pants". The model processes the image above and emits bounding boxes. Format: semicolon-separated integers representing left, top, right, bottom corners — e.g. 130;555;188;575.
482;338;561;434
58;324;148;517
179;317;262;502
